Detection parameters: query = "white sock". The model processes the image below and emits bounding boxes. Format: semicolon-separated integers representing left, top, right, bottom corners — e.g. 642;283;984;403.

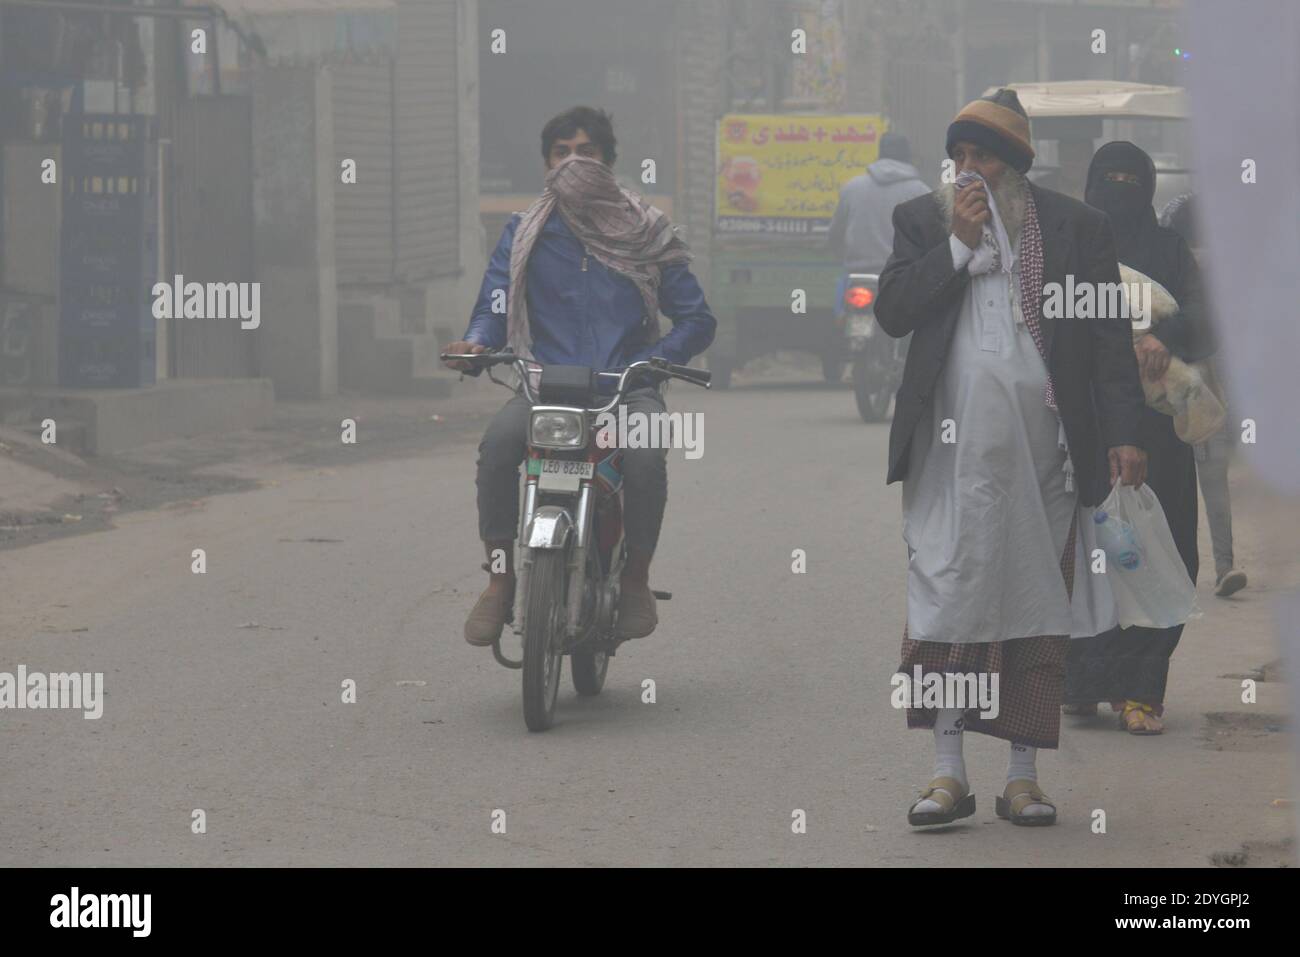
1007;742;1037;783
1008;742;1053;816
914;709;967;815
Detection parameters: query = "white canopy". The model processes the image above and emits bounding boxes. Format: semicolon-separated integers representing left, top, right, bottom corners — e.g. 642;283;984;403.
982;81;1188;120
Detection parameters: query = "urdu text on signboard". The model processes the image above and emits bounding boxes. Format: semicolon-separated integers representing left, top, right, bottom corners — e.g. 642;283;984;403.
716;113;887;236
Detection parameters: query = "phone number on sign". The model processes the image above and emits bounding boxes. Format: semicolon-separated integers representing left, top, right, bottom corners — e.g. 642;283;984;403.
715;217;826;235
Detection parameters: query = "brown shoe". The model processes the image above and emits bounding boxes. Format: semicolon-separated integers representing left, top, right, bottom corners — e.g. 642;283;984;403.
464;570;514;647
617;581;658;639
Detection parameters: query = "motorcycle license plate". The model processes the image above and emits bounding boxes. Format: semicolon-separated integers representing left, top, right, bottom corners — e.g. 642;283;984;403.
531;458;594;491
847;315;874;337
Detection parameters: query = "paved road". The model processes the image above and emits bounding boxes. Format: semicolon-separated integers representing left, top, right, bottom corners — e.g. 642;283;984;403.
1;375;1293;866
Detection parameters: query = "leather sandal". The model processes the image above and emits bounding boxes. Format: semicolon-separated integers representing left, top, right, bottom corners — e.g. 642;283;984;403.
996;779;1057;827
907;776;975;827
1119;700;1164;735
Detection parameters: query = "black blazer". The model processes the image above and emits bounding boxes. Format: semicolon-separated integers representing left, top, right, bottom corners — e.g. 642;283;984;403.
875;183;1146;507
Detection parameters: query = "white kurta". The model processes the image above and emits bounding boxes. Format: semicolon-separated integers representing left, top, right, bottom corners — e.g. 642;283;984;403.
901;230;1111;644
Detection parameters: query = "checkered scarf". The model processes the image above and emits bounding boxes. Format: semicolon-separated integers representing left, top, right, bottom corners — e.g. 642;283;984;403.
506;156;691;359
1015;189;1057;412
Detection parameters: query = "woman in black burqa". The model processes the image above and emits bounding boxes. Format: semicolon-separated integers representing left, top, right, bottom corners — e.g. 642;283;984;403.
1063;141;1217;734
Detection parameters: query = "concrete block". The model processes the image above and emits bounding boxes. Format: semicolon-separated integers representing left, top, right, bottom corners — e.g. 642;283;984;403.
5;378;275;456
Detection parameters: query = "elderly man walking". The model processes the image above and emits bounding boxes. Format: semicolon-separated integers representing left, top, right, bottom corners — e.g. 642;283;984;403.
875;89;1148;828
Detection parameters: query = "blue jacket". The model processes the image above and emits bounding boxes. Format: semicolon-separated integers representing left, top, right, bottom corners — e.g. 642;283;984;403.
464;211;716;371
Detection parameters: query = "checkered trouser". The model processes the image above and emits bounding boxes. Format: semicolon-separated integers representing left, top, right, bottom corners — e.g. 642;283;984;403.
898;514;1078;750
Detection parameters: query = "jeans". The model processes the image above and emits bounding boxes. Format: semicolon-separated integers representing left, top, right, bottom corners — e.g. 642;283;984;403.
475;387;669;558
1194;416;1235;579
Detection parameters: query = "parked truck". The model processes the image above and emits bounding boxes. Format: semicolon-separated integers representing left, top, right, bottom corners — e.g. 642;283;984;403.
706;112;888;388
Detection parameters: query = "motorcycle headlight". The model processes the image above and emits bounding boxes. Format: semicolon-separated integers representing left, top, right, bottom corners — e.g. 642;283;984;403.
530;409;587;449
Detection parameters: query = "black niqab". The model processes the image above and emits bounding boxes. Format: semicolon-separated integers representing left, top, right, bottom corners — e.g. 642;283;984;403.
1085;141;1159;267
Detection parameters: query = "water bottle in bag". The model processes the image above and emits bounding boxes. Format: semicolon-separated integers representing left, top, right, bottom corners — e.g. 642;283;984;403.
1093;509;1142;571
1093;485;1201;629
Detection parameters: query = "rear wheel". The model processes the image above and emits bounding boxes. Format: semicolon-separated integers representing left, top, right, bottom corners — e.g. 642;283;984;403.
852;354;892;422
821;354;846;383
571;649;609;696
521;550;566;732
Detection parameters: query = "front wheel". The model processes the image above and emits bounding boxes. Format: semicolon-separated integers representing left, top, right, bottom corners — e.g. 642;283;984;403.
852;354;892;422
521;550;566;731
708;354;734;390
570;649;609;696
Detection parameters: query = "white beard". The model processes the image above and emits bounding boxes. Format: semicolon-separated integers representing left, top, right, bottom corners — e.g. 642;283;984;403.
936;168;1029;246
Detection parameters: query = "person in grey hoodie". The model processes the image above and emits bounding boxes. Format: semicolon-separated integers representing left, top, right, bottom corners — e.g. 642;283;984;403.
828;132;931;273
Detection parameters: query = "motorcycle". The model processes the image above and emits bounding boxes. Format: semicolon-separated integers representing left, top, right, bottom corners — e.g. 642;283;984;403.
441;350;712;731
840;272;907;422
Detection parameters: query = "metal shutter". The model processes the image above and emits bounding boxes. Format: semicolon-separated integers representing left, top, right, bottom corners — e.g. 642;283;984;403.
332;58;396;284
395;0;460;281
174;96;258;378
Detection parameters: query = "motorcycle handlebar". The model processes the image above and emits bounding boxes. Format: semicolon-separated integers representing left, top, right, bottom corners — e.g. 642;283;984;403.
440;351;712;397
651;359;712;388
439;350;518;367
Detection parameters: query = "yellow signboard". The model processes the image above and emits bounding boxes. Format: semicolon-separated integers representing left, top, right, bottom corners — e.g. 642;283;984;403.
716;113;887;236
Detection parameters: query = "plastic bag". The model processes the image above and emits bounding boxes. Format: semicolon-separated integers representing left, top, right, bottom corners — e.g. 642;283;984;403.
1093;483;1202;629
1069;509;1119;637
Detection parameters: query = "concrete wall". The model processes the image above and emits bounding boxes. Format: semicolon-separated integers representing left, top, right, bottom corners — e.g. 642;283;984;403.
1;142;60;388
251;64;338;400
672;0;728;297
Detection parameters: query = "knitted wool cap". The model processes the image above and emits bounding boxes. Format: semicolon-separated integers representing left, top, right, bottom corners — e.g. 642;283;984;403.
945;88;1035;173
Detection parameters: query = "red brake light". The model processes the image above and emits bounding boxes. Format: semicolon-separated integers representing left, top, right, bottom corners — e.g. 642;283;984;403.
844;285;874;309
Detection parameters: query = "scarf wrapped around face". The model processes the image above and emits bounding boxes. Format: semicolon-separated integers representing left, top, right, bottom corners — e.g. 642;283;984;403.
506;155;692;360
938;172;1054;410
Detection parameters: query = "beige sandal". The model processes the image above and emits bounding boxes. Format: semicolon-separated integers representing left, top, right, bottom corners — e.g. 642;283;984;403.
995;779;1057;827
907;776;975;827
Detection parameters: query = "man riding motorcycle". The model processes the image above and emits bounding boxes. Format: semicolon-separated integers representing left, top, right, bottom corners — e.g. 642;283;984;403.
828;132;930;298
443;106;716;647
828;133;930;418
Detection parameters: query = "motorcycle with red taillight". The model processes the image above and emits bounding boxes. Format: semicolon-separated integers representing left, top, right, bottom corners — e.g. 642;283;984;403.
839;272;907;422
